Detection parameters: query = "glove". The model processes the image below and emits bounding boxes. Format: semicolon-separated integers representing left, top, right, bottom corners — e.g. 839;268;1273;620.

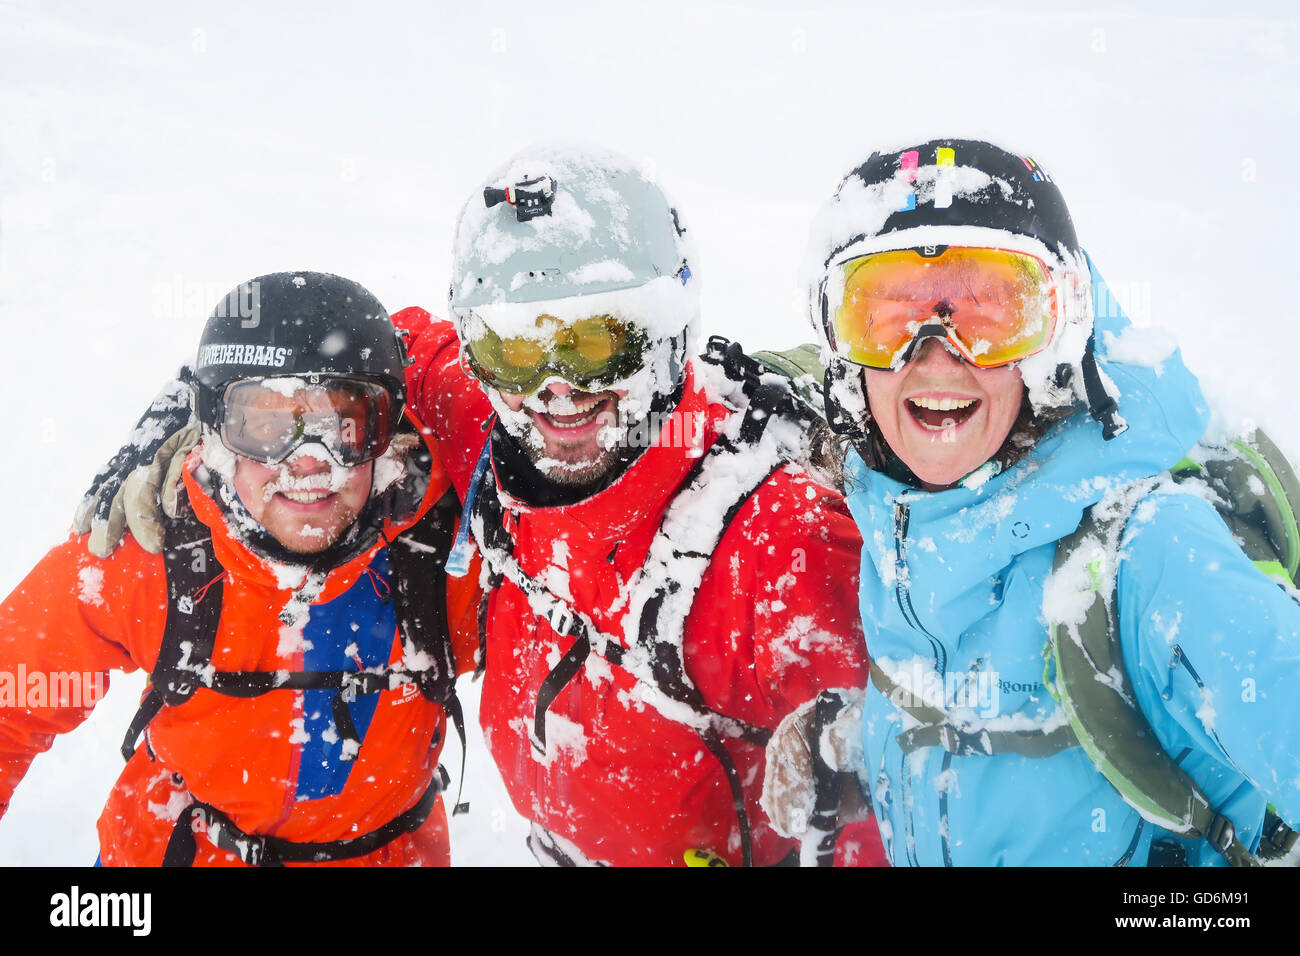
72;372;197;557
760;688;868;841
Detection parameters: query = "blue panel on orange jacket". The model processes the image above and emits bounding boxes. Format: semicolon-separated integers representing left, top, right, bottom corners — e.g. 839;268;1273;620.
296;548;396;801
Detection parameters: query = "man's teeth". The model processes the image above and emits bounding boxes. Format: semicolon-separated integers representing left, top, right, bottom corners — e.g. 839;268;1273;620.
280;489;332;503
542;396;605;428
910;396;976;411
548;395;604;414
546;409;600;429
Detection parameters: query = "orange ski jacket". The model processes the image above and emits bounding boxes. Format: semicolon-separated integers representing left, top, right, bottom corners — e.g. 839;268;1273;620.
0;423;479;866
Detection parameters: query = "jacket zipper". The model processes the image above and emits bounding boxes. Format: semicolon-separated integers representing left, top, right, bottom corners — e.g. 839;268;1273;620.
899;750;920;866
1170;645;1238;773
892;502;946;672
939;750;954;867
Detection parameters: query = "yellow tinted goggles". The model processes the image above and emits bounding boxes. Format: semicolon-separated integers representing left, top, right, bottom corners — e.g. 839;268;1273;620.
462;313;649;394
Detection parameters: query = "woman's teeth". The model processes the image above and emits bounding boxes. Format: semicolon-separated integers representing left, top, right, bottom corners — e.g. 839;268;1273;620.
907;396;979;431
910;396;976;411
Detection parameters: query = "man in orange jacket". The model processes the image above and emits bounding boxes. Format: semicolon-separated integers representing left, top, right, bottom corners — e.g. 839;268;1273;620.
0;271;478;865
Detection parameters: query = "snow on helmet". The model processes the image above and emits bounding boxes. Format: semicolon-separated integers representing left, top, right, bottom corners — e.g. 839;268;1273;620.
449;145;699;422
805;138;1125;442
193;270;408;433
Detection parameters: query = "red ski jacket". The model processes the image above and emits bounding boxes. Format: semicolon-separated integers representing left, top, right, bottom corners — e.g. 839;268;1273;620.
398;309;883;866
0;420;480;865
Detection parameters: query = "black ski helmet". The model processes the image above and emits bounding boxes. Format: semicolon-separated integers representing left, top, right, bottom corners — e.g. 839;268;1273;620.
809;138;1126;444
819;138;1082;268
193;271;408;431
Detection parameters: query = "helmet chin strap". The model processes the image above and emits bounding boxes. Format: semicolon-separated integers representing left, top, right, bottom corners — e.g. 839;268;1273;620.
1078;334;1129;440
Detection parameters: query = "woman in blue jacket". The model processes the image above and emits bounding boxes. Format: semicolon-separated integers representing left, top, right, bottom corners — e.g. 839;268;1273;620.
766;138;1300;866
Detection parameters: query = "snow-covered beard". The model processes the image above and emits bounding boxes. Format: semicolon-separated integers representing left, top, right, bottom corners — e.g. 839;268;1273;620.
483;338;683;487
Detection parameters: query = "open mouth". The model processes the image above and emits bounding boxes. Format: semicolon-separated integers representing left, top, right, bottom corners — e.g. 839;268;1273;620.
906;395;980;432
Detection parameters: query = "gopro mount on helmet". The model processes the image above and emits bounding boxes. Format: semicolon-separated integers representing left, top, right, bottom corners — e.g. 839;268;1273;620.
483;175;557;222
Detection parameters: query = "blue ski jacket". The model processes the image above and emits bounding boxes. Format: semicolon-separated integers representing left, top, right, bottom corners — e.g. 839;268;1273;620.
846;261;1300;866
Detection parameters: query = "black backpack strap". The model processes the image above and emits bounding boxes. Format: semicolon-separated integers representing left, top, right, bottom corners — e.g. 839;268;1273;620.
119;690;164;762
155;508;224;704
807;689;852;867
387;483;469;811
388;486;461;703
621;336;813;740
162;765;449;866
121;505;225;760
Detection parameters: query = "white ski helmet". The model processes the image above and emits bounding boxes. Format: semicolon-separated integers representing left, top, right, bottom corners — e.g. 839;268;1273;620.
449;145;699;419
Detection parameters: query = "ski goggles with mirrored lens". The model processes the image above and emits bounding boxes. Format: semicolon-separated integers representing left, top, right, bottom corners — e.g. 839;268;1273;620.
460;313;651;395
822;246;1059;370
219;377;396;466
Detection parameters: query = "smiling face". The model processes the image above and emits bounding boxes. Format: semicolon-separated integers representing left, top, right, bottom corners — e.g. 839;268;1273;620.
862;338;1025;490
496;380;625;485
232;449;373;554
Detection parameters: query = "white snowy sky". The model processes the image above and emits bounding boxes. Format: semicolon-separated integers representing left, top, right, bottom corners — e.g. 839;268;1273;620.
1;0;1297;864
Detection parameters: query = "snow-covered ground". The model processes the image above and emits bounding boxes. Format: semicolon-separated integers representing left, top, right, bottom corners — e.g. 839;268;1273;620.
1;0;1297;865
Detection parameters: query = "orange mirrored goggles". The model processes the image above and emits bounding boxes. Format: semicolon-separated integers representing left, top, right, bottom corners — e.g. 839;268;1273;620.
823;246;1059;370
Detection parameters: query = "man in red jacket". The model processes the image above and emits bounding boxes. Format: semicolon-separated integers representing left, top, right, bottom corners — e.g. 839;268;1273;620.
400;148;878;866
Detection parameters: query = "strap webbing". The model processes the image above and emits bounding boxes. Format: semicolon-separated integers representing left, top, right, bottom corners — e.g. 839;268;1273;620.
808;689;848;867
532;634;591;753
162;765;447;866
868;661;1078;758
699;726;756;868
120;689;164;761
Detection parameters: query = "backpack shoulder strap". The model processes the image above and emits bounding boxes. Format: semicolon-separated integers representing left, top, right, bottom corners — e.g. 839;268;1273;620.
387;482;470;814
1173;428;1300;586
621;336;826;731
387;484;461;704
120;502;225;759
1047;478;1263;867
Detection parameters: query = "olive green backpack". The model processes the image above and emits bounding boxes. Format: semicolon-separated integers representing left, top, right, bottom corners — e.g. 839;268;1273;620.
1046;429;1300;865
